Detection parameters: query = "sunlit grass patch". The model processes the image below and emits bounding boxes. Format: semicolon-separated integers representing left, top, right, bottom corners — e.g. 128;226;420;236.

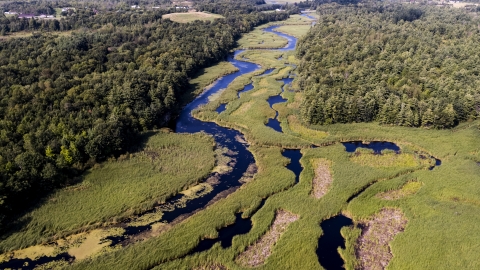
350;150;431;168
275;24;313;38
232;101;254;116
67;229;124;261
377;180;423;200
287;115;328;141
236;27;288;49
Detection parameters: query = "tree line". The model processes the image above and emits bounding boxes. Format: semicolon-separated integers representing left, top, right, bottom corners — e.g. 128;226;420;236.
0;7;289;228
0;0;294;35
297;4;480;128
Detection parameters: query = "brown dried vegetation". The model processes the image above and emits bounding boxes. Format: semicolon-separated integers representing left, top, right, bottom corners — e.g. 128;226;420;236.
311;158;333;199
193;263;228;270
356;208;407;270
236;210;299;267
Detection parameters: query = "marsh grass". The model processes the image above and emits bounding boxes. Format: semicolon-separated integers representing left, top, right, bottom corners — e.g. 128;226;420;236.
182;61;239;105
350;151;432;168
171;15;480;270
286;115;328;141
339;225;362;270
8;14;480;270
236;27;288;49
0;131;215;252
275;24;313;38
183;17;480;269
377;181;423;200
235;14;313;50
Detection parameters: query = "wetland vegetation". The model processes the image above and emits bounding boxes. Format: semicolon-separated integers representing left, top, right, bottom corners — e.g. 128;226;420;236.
1;1;480;270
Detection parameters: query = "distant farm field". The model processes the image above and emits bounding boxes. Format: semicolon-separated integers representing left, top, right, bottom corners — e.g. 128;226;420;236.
162;12;224;23
264;0;302;4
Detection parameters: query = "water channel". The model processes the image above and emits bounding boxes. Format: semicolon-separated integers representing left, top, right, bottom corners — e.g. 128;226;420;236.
167;25;296;224
1;20;370;270
108;25;303;248
0;24;301;270
0;17;445;270
317;215;353;270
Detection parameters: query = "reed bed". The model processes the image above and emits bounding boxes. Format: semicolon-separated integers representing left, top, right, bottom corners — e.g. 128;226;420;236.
0;131;215;252
6;14;480;270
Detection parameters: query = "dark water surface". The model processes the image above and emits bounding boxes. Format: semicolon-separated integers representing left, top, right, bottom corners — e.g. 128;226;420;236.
189;212;253;254
168;25;298;224
317;215;353;270
237;82;254;97
282;149;303;184
0;253;73;270
216;103;227;114
342;141;400;154
267;112;283;132
265;74;293;132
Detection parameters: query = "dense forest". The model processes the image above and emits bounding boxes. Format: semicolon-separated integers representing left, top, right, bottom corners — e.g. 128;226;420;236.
0;6;289;228
196;0;299;15
297;5;480;128
0;8;170;34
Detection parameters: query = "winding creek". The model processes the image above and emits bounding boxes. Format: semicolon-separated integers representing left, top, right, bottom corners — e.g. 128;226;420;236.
159;25;301;225
167;23;443;270
0;19;446;269
0;25;294;270
266;76;292;132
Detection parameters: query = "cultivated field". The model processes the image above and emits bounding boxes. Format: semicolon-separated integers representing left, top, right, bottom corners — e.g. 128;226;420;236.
162;12;224;23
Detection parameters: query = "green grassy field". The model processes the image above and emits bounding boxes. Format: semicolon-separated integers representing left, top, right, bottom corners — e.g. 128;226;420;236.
162;12;224;23
188;62;239;96
0;131;215;252
3;12;480;270
275;24;313;38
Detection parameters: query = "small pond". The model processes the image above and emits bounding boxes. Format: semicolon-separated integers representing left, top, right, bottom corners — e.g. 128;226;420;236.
317;215;353;270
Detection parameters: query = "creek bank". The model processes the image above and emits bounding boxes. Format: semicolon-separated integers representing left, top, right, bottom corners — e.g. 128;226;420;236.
189;212;253;254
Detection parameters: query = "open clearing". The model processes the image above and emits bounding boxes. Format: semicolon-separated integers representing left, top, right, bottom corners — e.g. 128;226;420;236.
162;12;224;23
